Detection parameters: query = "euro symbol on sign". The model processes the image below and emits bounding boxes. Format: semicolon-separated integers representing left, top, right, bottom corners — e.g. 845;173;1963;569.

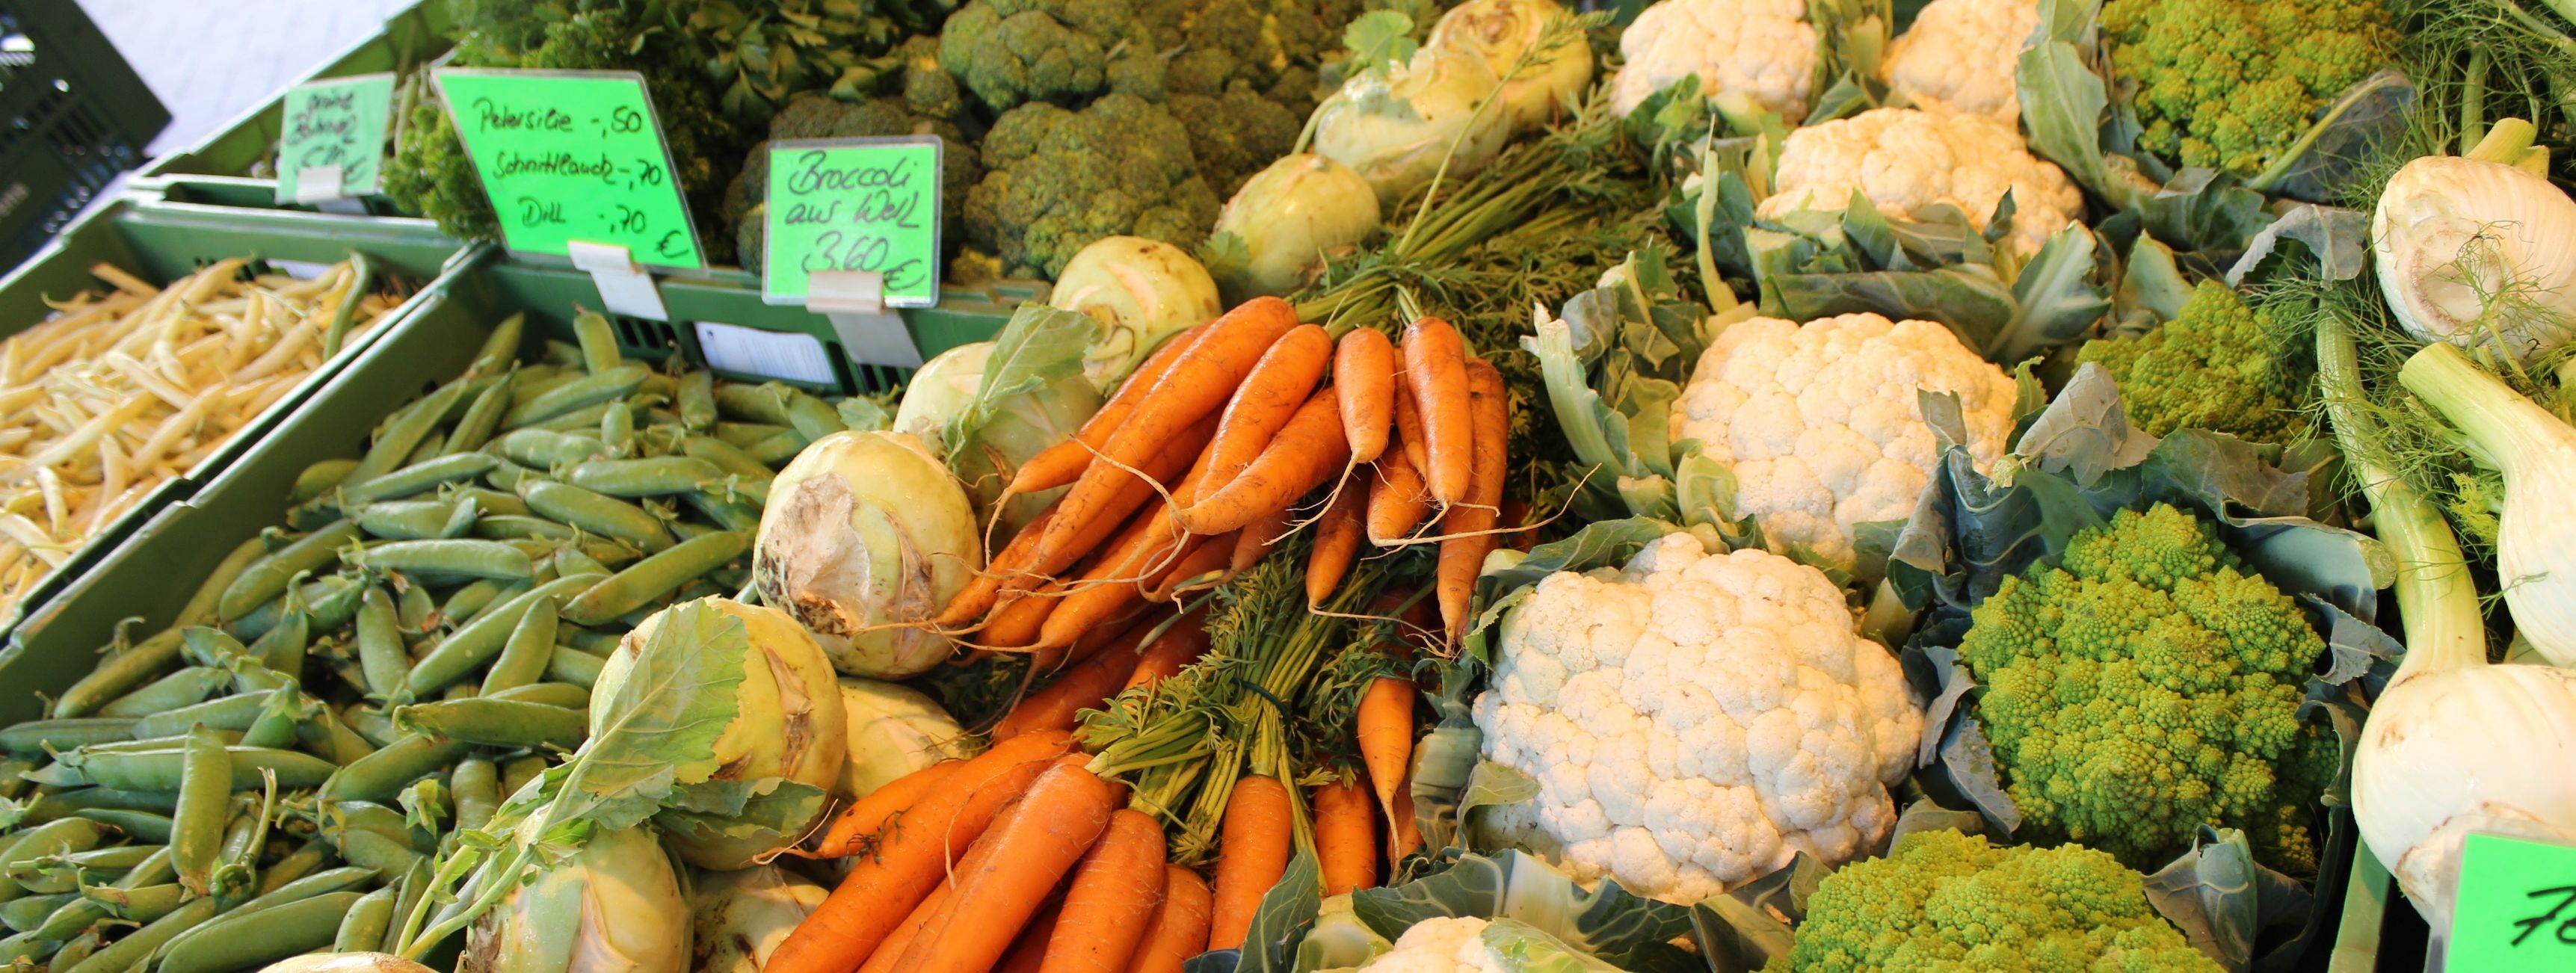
657;231;685;259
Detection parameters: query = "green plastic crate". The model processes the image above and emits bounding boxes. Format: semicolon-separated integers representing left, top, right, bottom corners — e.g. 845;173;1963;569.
2329;845;2434;972
0;1;170;271
0;197;464;640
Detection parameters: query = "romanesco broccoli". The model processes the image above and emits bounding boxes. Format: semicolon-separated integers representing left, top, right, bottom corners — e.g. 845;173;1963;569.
2099;0;2397;178
1959;504;2335;874
1772;829;2221;972
2077;281;2314;444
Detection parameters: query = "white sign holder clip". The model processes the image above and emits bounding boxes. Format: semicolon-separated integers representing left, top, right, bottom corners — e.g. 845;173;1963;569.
567;240;670;321
291;164;369;215
806;269;922;368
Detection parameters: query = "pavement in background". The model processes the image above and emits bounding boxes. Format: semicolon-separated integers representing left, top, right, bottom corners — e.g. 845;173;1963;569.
78;0;414;156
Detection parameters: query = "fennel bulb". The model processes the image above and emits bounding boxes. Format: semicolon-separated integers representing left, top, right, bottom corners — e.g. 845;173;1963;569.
1048;237;1222;390
753;431;983;679
1313;46;1515;209
2372;120;2576;362
2321;310;2576;929
1426;0;1591;132
1212;155;1381;300
2399;342;2576;668
836;676;974;797
463;824;689;973
688;865;828;973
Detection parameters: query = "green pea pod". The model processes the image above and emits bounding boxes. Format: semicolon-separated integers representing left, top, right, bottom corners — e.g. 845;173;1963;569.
552;546;611;578
360;539;535;581
715;383;796;425
560;531;749;627
50;628;185;719
564;456;724;497
487;682;589;709
81;881;186;926
297;705;379;765
248;608;309;681
469;312;527;379
684;434;774;479
404;430;449;468
240;686;308;750
395;579;437;632
470;513;577;543
341;705;401;749
67;809;173;844
78;729;239;754
336;886;400;953
0;893;71;933
65;744;337;792
571;310;624;374
439;578;516;629
450;757;500;834
601;401;637;457
228;573;366;643
392;698;585;750
678;370;717;430
322;732;472;803
546;645;606;688
518;480;674;552
155;889;366;973
446;486;531;517
505;365;648;427
780;387;846;442
481;599;559;694
289;458;363;505
446;368;517;455
531;401;617;433
16;788;179;825
404;575;599;696
357;500;473;540
182;538;271;628
745;429;807;465
351;379;471;487
339;452;500;507
0;928;58;964
500;754;549;800
0;818;111;901
356;587;410;702
93;667;231;719
130;692;274;738
714;421;791;446
0;718;136;755
492;427;608;468
216;522;360;623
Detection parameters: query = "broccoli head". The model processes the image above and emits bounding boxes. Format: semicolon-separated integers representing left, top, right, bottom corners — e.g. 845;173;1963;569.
2101;0;2398;178
964;93;1221;278
2077;281;2314;445
1773;830;2221;972
938;0;1165;111
1164;0;1352;111
1168;85;1306;196
1959;503;2335;875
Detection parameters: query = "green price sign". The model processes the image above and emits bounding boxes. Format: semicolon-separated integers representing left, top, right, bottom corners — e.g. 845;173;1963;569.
274;74;394;203
2450;833;2576;969
762;138;943;307
433;69;703;270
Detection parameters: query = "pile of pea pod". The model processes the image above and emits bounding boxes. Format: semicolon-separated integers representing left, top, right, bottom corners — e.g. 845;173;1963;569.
0;311;872;972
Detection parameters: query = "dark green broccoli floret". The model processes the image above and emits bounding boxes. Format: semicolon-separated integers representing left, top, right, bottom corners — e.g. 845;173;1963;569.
1168;85;1305;196
964;93;1220;278
1772;830;2222;972
938;0;1166;111
896;36;967;120
767;93;919;142
2101;0;2397;178
1959;503;2335;875
2077;281;2314;444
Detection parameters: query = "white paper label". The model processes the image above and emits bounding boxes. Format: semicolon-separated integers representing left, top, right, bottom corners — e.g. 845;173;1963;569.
294;165;346;203
694;321;836;386
566;240;670;321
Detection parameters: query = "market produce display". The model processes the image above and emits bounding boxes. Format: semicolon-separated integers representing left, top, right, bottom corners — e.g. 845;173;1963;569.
4;0;2576;969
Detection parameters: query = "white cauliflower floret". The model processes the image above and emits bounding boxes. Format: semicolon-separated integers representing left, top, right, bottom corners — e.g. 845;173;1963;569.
1473;534;1923;904
1882;0;2042;123
1334;918;1501;973
1669;313;2015;575
1755;108;2082;255
1609;0;1816;122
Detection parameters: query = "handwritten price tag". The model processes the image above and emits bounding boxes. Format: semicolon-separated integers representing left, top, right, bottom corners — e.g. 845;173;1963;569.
762;138;943;307
274;74;394;203
2450;833;2576;970
432;69;703;270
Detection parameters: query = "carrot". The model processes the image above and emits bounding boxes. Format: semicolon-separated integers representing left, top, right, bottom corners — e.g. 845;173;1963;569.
1230;504;1291;574
1208;775;1295;951
1030;510;1194;651
1391;380;1428;478
1356;676;1415;825
1122;608;1213;692
1401;317;1470;504
979;578;1064;650
995;893;1068;973
768;732;1076;973
1436;359;1508;642
994;626;1153;741
1126;866;1212;973
1016;410;1218;591
811;759;970;857
1141;531;1233;602
1364;452;1433;546
936;506;1060;629
1387;772;1424;867
857;882;954;973
1203;324;1331;495
1334;328;1397;463
1028;300;1296;584
896;762;1121;973
1313;777;1379;895
1307;480;1366;607
1180;391;1349;535
1042;809;1171;973
1011;323;1208;495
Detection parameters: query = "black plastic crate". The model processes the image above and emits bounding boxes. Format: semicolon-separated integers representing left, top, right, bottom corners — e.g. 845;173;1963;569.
0;1;169;272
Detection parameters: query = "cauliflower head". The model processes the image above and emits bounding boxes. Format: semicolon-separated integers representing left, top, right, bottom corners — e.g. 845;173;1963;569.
1320;916;1624;973
1772;830;2222;972
1609;0;1817;122
2101;0;2397;178
2076;281;2314;445
1882;0;2042;123
1669;313;2017;575
1475;533;1923;904
1756;108;2082;255
1961;504;2338;874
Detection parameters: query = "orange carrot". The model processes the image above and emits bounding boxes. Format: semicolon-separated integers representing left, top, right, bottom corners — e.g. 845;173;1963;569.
1123;608;1213;692
995;892;1068;973
1364;452;1432;546
937;506;1061;629
1437;359;1507;642
1335;328;1397;464
1230;504;1291;575
1387;772;1424;867
1142;531;1233;602
811;759;970;857
1392;382;1428;480
1180;391;1349;535
994;627;1153;741
1356;676;1415;825
896;762;1120;973
1307;480;1366;607
1203;324;1332;495
1042;809;1170;973
1031;509;1195;651
1028;300;1296;584
768;732;1075;973
1401;318;1470;504
1011;323;1208;495
1313;777;1379;895
1208;775;1294;951
1016;410;1218;591
1127;866;1212;973
979;578;1064;650
857;882;954;973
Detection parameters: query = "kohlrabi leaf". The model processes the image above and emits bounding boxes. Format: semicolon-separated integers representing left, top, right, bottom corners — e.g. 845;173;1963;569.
945;303;1096;468
655;779;828;857
556;599;750;829
1349;850;1698;972
1186;847;1324;973
1341;10;1420;79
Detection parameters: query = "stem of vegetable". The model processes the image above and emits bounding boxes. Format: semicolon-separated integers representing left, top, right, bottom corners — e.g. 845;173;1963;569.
2462;49;2493;154
2315;310;2487;680
1391;15;1577;256
2398;341;2568;482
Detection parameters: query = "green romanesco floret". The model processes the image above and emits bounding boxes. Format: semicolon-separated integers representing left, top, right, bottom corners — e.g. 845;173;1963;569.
964;93;1221;277
1772;830;2221;972
2077;282;2314;444
937;0;1166;111
2099;0;2397;179
1958;504;2335;875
